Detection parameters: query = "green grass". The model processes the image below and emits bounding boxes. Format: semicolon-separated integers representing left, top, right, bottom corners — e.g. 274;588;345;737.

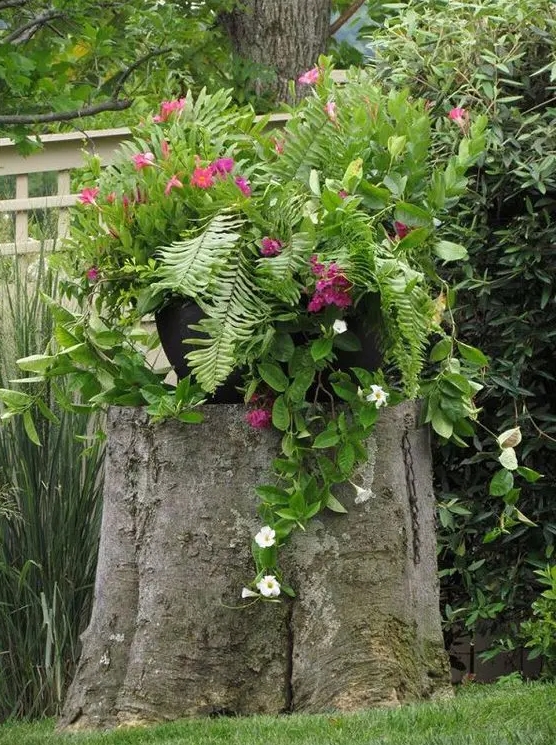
0;684;555;745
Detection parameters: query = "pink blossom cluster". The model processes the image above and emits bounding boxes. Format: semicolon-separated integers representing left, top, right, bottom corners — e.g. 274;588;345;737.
307;255;352;313
153;98;186;123
260;237;282;257
245;408;272;429
77;187;100;205
298;67;320;85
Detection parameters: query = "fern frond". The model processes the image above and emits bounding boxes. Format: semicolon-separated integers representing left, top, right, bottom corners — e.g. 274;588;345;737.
185;252;270;392
256;231;315;305
156;213;243;298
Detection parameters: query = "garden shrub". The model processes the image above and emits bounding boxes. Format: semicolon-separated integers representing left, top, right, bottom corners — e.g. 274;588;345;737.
367;0;556;665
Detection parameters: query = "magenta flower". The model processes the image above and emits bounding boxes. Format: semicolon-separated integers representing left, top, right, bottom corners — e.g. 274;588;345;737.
448;107;467;123
338;189;349;199
164;175;183;196
190;166;215;189
153;98;186;123
394;221;411;239
260;237;283;257
308;258;352;312
235;176;251;197
132;152;155;170
298;67;320;85
78;187;100;205
86;267;99;282
161;140;170;159
245;408;272;429
210;157;235;176
324;101;337;123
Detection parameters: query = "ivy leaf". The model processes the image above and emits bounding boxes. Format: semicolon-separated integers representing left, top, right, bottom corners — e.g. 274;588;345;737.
489;469;514;496
516;466;542;483
337;442;355;475
313;430;340;448
271;395;290;431
310;338;334;361
434;240;469;262
325;492;348;513
431;409;454;439
258;363;289;392
457;341;489;367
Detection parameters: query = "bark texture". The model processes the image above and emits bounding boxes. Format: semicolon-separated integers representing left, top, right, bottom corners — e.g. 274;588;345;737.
59;402;451;731
222;0;332;102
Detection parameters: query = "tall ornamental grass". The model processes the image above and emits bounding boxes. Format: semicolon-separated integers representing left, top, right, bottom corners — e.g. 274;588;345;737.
0;247;104;720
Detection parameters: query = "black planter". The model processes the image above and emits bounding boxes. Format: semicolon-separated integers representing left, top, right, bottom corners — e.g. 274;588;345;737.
155;297;383;405
155;300;245;404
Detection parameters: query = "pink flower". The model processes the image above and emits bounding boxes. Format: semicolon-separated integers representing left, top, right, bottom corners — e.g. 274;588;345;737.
122;194;130;210
245;408;272;429
235;176;251;197
78;187;99;205
86;267;99;282
307;258;352;312
153;98;186;123
164;175;183;196
394;221;411;239
210;157;235;176
448;107;467;123
161;140;170;159
190;166;215;189
338;190;349;199
298;67;320;85
132;152;155;170
106;191;116;204
272;137;285;155
324;101;337;123
260;237;283;257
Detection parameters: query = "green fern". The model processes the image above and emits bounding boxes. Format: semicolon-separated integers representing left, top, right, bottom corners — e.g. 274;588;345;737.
185;252;270;392
156;213;244;299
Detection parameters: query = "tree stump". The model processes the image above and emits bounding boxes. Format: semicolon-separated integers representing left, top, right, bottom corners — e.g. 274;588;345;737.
59;402;451;731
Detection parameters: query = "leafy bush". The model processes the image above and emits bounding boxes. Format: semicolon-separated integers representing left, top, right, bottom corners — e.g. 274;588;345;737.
0;251;104;719
367;0;556;660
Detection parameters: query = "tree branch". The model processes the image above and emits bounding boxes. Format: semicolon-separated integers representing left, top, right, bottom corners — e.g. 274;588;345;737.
112;46;172;98
0;98;132;125
0;0;27;11
5;9;65;44
329;0;366;36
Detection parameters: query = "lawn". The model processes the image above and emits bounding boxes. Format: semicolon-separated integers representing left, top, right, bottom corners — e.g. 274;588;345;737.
0;682;555;745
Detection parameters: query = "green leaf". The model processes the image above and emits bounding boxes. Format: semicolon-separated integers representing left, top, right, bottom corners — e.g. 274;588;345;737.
271;395;290;431
394;202;432;227
23;410;41;446
434;240;469;262
430;338;452;362
16;354;55;373
397;227;431;250
359;405;378;429
489;469;514;497
313;429;340;448
337;442;355;475
516;466;542;483
332;331;361;352
258;363;289;393
255;485;291;505
0;388;33;410
431;410;453;439
325;492;348;513
457;341;489;367
310;337;333;361
287;368;315;403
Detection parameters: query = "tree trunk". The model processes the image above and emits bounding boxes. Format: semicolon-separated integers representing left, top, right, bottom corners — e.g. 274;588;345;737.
59;402;451;731
221;0;332;103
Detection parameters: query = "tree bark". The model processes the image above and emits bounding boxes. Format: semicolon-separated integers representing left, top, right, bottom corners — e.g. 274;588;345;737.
221;0;332;103
59;402;451;731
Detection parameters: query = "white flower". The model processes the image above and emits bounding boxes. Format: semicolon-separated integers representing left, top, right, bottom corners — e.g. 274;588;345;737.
332;319;348;334
254;525;276;548
241;587;259;599
256;575;281;598
498;447;519;471
366;384;389;408
497;427;522;449
351;482;372;504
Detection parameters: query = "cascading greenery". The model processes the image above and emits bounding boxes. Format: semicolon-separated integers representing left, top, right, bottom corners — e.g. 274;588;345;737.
0;250;104;719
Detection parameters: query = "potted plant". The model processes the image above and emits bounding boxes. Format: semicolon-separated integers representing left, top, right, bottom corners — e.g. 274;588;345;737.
0;60;494;598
